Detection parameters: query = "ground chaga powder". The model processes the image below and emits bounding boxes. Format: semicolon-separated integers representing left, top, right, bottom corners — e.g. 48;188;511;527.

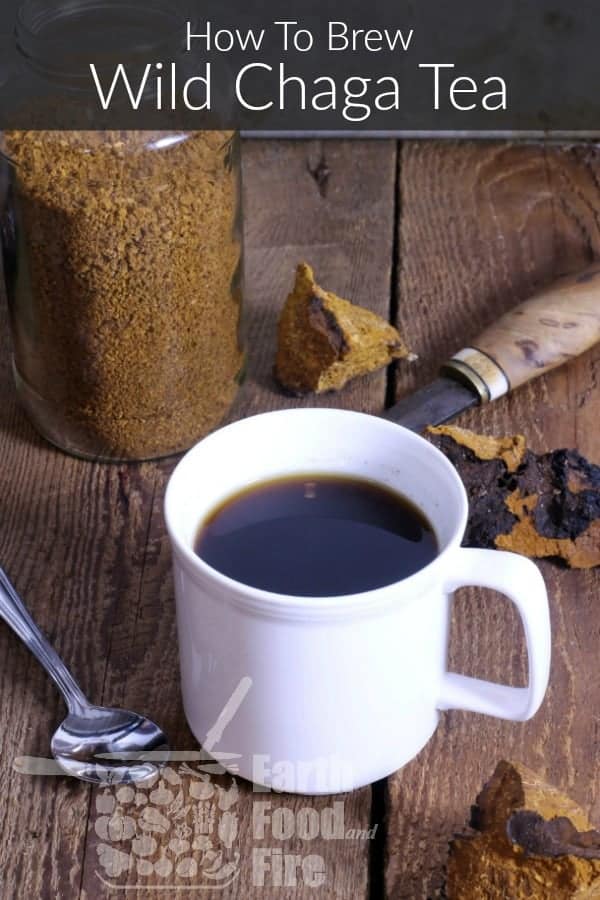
2;130;244;460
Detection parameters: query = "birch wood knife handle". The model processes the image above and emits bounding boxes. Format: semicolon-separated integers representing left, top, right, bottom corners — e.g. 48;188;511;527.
443;265;600;402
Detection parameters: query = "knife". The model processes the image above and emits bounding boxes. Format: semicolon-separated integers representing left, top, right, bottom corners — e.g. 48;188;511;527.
385;265;600;432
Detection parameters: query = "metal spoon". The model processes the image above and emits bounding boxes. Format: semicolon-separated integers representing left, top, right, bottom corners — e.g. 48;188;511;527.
0;566;169;784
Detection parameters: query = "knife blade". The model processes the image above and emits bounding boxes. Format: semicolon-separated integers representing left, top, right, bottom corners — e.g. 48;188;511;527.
384;376;478;432
383;264;600;433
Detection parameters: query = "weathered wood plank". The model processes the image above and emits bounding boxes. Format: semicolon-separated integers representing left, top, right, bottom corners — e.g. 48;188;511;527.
229;138;399;420
386;141;600;899
70;138;396;898
10;136;599;900
0;296;130;895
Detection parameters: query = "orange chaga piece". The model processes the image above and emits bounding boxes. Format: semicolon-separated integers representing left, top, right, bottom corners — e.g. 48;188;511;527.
275;263;410;394
446;761;600;899
428;426;600;569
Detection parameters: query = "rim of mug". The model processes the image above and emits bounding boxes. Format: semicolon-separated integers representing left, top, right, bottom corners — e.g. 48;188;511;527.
164;408;469;616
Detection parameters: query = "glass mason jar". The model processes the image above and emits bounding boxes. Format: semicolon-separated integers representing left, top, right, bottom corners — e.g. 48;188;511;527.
1;3;244;461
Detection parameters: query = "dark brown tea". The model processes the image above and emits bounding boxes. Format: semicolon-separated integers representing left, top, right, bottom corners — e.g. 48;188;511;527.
195;474;438;596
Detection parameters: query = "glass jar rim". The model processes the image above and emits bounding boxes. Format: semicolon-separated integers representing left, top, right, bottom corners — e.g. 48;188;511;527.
15;0;188;82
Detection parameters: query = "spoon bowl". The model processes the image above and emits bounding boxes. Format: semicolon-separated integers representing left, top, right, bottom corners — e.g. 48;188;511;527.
0;566;169;784
51;706;169;784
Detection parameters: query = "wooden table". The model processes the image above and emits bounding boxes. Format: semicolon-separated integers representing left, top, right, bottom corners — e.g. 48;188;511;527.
1;139;599;899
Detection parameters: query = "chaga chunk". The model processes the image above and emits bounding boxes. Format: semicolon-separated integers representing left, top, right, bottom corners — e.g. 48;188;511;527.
429;425;527;473
445;761;600;899
274;263;410;394
427;425;600;569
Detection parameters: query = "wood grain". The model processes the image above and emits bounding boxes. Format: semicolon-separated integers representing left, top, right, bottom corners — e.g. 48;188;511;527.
228;138;399;421
469;262;600;392
0;138;398;899
386;141;600;899
2;137;600;900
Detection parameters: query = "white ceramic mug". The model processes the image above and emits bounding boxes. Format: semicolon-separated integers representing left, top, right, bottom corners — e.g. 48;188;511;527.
164;409;551;795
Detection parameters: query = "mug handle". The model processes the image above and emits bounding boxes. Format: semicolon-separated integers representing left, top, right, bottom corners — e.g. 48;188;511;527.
437;547;551;722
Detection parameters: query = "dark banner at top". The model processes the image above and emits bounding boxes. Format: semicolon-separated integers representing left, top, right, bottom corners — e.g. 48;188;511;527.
0;0;599;132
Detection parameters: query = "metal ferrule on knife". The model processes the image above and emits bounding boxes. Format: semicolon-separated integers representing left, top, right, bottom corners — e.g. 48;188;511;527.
442;348;510;403
387;264;600;432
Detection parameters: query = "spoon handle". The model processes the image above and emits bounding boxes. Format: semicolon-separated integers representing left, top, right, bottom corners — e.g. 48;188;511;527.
0;567;90;714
